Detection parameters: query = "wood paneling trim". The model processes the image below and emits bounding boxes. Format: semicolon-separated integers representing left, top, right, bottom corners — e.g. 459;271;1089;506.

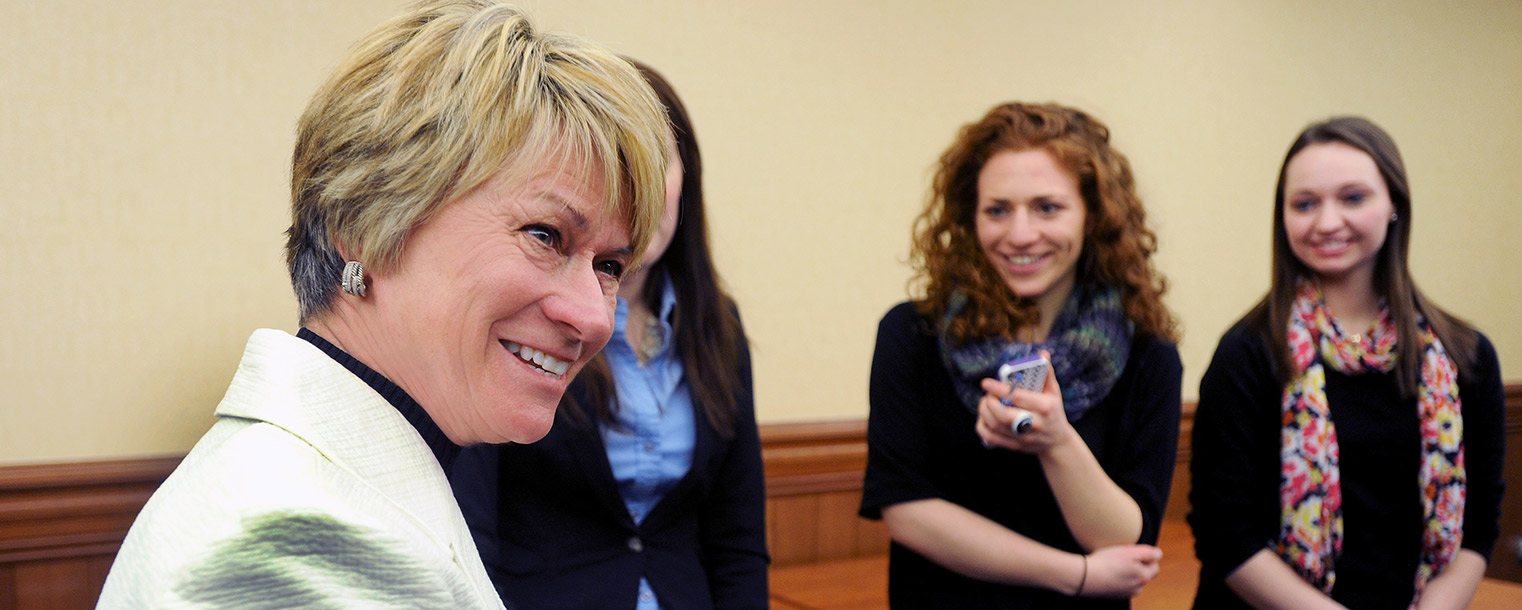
2;382;1519;579
1506;384;1522;432
0;456;179;564
761;420;868;497
760;420;884;565
1493;384;1522;582
0;456;182;489
756;403;1206;497
1176;401;1197;462
761;420;868;446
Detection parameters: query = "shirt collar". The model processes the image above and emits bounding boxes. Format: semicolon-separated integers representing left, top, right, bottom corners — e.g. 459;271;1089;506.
655;272;678;323
296;327;460;471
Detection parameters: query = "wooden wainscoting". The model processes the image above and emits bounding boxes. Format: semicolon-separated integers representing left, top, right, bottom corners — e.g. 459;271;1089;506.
1495;383;1522;583
760;420;888;567
0;456;180;609
2;384;1520;608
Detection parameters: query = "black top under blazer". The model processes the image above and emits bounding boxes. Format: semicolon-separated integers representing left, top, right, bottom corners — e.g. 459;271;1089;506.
450;330;770;610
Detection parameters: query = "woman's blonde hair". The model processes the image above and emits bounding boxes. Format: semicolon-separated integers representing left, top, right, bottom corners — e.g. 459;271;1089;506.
912;102;1178;343
285;0;669;321
562;59;749;439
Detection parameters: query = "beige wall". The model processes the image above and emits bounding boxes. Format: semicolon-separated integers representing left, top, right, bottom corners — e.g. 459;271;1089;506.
3;0;1519;464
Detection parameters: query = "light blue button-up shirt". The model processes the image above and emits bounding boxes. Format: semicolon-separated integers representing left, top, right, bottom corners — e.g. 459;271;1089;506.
602;274;695;610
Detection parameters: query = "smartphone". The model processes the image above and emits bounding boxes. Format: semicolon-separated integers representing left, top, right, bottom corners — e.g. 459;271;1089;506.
997;354;1049;434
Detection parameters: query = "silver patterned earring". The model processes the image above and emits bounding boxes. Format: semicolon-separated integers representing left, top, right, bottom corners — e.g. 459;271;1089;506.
341;261;367;297
1390;212;1399;223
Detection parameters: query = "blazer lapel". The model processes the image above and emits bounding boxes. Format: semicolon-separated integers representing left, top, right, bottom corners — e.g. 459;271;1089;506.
215;330;455;531
557;387;639;529
213;329;502;608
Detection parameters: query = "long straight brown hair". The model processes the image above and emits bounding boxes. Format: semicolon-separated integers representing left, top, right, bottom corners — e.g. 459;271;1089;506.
560;59;746;438
1250;116;1477;395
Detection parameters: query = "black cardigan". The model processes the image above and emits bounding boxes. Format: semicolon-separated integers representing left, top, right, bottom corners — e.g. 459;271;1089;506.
449;330;769;610
1188;321;1504;609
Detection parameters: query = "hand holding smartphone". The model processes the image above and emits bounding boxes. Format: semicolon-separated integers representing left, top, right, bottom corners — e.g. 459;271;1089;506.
997;354;1050;434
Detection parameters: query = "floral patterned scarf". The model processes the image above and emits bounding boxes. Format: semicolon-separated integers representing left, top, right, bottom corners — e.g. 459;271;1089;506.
1278;281;1464;600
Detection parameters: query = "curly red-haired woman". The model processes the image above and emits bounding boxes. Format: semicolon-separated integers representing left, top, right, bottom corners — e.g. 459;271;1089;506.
860;102;1183;609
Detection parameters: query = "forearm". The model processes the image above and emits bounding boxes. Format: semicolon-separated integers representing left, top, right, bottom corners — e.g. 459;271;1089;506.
1224;549;1346;610
882;498;1084;594
1414;549;1486;610
1039;434;1143;549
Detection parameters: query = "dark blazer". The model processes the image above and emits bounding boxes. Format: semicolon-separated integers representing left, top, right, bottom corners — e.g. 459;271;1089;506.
450;332;769;610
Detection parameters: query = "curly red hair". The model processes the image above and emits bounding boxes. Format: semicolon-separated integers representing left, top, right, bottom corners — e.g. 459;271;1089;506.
911;102;1178;343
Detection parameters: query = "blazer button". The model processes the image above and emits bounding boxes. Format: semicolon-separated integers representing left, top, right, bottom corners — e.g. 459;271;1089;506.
627;536;643;552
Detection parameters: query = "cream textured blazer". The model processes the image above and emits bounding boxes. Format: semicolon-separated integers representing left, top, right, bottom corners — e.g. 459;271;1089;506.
97;330;505;609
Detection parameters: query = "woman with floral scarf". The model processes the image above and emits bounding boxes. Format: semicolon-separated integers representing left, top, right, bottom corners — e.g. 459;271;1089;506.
1188;117;1504;609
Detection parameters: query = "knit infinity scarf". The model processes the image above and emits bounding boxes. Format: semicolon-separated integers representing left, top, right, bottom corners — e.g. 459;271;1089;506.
937;283;1132;423
1277;281;1464;599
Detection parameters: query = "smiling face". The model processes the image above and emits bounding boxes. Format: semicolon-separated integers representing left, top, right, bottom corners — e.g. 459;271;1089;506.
975;148;1087;320
359;151;632;445
1282;141;1395;289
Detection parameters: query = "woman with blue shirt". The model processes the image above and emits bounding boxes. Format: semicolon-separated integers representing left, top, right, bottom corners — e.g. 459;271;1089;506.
450;59;769;610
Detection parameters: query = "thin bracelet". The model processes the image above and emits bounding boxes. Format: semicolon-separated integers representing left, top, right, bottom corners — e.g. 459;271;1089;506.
1075;554;1088;596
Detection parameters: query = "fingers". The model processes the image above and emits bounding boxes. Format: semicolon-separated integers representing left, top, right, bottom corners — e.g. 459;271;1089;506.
1120;543;1163;564
980;377;1052;416
979;377;1011;399
978;395;1041;448
974;397;1022;451
978;392;1019;428
1083;545;1165;598
1137;560;1160;585
1038;350;1062;397
976;371;1070;454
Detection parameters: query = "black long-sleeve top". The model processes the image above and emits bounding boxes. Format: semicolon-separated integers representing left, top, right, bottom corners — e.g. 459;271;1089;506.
1188;321;1505;609
860;301;1183;609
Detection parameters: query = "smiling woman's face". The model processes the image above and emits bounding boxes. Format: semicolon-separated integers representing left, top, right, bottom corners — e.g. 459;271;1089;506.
974;148;1087;320
361;149;633;445
1281;141;1394;289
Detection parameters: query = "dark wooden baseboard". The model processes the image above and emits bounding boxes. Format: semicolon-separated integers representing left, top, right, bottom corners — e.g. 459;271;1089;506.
3;383;1520;607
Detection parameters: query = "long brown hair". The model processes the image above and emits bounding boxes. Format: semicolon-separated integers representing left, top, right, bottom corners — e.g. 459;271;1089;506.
560;59;746;438
1248;116;1477;395
911;102;1178;343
